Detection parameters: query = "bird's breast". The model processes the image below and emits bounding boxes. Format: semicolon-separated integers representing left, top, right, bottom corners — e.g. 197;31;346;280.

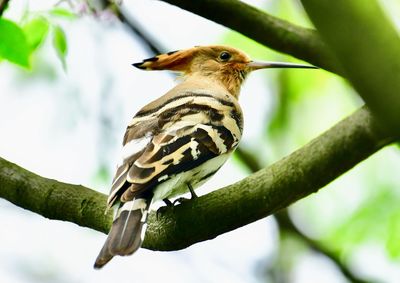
152;153;230;201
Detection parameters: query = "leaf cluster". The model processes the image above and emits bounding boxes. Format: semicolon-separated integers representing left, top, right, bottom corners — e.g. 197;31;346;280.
0;7;74;69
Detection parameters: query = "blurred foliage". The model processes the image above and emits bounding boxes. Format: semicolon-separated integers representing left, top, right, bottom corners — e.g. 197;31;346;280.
49;7;77;19
23;17;50;50
0;6;74;69
52;25;67;70
0;18;30;67
326;181;400;260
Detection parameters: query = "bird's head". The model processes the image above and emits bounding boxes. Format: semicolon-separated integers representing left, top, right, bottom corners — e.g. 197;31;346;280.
133;45;317;97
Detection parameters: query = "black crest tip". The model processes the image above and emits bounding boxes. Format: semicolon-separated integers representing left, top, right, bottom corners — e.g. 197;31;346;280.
132;62;146;69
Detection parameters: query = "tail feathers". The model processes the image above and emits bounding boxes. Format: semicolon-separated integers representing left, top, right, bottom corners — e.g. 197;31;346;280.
94;198;150;269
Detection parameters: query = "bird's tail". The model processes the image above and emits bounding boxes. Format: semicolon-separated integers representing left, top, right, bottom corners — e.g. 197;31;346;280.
94;198;150;269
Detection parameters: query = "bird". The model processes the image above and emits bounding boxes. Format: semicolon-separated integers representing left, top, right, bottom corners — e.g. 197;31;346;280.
94;45;317;268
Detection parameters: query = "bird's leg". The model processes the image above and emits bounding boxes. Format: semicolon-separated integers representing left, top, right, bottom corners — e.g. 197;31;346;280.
187;184;198;199
163;198;173;207
172;184;197;205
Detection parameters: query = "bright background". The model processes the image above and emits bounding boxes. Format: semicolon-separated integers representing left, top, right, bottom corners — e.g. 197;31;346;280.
1;0;400;282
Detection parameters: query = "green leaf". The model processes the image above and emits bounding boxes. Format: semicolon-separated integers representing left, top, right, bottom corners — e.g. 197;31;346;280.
23;17;50;51
49;7;77;19
52;25;67;69
0;18;30;67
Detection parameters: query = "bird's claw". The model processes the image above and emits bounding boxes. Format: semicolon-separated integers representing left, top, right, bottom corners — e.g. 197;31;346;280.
156;185;198;218
172;184;198;205
163;198;173;207
172;197;191;205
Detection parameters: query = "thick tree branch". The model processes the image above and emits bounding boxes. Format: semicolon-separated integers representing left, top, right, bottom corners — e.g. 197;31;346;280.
301;0;400;137
158;0;340;74
0;106;393;250
0;162;111;233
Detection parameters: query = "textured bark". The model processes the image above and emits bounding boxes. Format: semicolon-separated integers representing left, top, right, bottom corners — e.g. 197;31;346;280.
0;161;111;233
0;107;393;250
159;0;340;74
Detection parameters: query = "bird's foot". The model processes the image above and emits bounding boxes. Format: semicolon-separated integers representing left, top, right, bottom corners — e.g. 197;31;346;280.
158;184;198;215
187;184;198;199
172;184;198;205
163;198;173;207
172;197;191;205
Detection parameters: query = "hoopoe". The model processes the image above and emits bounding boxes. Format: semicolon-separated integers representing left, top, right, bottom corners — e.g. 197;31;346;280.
94;45;317;268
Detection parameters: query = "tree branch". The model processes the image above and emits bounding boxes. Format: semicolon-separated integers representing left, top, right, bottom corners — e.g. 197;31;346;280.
0;0;10;17
112;5;165;55
0;161;112;233
234;146;264;173
301;0;400;137
0;106;393;250
158;0;340;74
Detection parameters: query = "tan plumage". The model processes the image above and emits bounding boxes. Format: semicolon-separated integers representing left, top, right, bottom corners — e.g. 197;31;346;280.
94;45;317;268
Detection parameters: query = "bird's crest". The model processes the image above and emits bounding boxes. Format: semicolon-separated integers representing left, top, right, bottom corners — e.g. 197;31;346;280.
132;49;194;71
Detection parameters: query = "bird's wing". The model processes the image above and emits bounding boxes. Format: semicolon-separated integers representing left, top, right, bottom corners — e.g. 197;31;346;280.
107;92;243;207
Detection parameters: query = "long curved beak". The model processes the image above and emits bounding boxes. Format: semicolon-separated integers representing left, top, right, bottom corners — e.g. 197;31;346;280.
247;61;318;71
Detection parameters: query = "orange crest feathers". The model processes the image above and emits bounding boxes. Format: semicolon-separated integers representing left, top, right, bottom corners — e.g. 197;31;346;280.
132;49;195;72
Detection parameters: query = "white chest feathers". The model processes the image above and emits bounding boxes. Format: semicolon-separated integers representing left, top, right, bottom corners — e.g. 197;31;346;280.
152;153;229;201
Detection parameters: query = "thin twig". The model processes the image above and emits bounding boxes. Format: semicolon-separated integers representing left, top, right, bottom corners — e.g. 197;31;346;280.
0;0;10;17
102;1;165;55
116;8;164;55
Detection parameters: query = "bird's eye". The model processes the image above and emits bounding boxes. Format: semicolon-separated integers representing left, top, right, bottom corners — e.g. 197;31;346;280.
219;51;231;61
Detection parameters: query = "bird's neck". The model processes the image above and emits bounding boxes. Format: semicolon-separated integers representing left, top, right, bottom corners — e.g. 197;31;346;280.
218;73;242;99
183;72;242;99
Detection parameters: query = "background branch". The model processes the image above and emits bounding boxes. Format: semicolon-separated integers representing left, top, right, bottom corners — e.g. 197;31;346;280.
0;107;393;251
301;0;400;137
158;0;340;74
0;0;10;17
234;147;263;173
112;4;164;55
236;140;372;283
275;211;371;283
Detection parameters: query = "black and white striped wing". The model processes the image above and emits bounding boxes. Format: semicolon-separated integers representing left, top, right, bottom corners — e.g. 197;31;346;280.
107;92;243;207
